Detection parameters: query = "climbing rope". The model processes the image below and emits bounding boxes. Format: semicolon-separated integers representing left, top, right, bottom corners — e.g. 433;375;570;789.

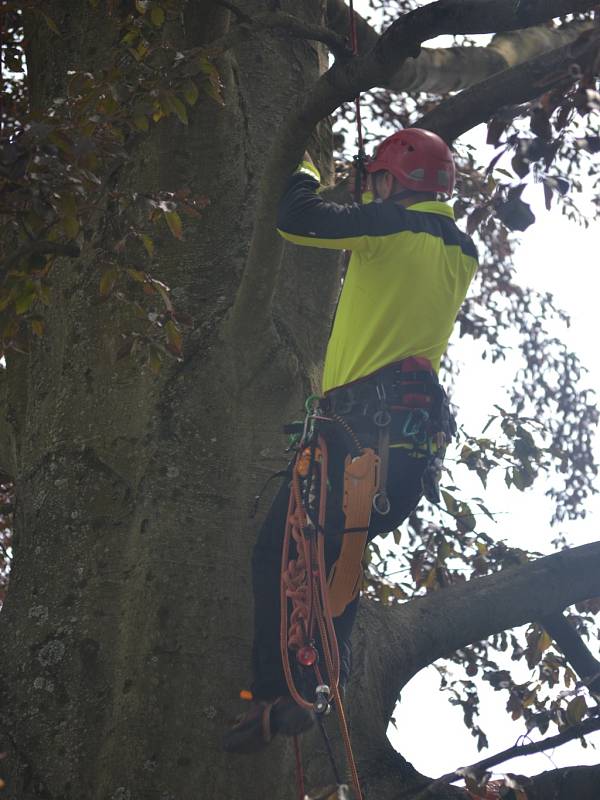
348;0;366;203
279;9;368;798
280;427;364;800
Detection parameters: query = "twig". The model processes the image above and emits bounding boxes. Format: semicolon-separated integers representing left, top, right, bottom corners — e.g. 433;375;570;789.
2;240;81;272
214;0;251;24
413;712;600;799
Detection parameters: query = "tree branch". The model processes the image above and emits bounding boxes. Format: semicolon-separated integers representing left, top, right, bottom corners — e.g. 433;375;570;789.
345;541;600;765
2;240;81;273
418;27;600;142
206;8;351;60
389;541;600;686
415;714;600;799
541;612;600;695
230;0;600;366
327;0;595;94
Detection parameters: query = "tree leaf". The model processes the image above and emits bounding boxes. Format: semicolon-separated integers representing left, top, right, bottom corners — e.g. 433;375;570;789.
495;198;536;232
62;216;80;240
183;79;199;107
37;9;61;35
441;489;458;515
58;193;77;217
140;235;154;257
148;346;162;374
536;630;552;654
164;320;183;356
151;279;173;312
31;318;45;337
15;291;36;315
171;96;188;125
133;114;149;132
566;695;587;726
150;5;165;27
127;268;147;283
99;268;119;297
164;210;183;239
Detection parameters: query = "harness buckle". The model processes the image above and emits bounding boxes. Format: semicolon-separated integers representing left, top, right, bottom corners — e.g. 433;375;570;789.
373;408;391;427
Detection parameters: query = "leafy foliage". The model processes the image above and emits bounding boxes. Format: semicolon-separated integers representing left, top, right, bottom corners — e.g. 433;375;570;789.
0;1;220;367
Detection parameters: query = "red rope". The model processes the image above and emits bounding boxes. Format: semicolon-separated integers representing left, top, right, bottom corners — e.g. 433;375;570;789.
293;735;305;800
280;435;364;800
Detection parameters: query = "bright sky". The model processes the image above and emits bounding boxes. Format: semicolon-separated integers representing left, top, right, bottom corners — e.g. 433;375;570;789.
387;126;600;778
390;153;600;779
344;0;600;780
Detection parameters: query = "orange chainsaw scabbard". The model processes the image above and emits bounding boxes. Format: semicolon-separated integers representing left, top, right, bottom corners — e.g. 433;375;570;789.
327;448;379;617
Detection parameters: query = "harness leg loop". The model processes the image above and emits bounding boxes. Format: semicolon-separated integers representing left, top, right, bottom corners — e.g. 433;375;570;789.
327;448;379;618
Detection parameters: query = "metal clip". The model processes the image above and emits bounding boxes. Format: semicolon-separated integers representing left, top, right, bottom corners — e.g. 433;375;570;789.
373;409;391;427
372;491;391;516
314;684;331;715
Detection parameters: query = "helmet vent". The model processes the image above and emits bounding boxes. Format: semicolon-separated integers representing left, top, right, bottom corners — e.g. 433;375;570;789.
408;168;425;181
438;170;450;187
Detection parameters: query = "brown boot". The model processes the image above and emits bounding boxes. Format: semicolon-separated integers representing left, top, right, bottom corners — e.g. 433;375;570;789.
223;696;315;754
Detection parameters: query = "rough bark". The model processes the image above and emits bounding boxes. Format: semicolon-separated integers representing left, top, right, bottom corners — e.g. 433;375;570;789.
0;3;336;799
0;2;598;800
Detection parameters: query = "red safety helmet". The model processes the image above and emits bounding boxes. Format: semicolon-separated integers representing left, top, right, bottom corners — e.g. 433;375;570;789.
366;128;456;196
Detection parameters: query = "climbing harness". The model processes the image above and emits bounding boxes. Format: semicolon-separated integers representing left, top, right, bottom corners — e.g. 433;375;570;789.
278;357;454;799
280;404;370;800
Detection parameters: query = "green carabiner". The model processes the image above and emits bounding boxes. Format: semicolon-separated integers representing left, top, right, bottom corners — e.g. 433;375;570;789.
304;394;321;413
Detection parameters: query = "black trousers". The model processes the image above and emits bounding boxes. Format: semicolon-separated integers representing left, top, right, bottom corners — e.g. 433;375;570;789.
251;431;427;701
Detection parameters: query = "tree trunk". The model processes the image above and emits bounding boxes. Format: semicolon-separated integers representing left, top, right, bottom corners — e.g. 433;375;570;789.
0;3;339;798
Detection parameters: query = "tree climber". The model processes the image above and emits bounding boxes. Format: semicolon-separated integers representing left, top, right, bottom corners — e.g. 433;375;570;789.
224;129;479;753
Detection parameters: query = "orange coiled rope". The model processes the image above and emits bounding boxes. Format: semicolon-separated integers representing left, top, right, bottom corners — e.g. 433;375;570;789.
280;435;363;800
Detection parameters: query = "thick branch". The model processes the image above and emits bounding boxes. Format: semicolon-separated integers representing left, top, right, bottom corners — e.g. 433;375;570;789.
327;0;595;94
345;544;600;798
230;0;600;363
418;27;600;142
389;541;600;684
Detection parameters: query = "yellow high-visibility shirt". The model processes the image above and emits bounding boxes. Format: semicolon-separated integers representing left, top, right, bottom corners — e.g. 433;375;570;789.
277;163;478;393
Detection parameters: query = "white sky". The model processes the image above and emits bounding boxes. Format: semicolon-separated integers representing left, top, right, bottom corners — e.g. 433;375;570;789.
389;153;600;778
388;129;600;777
344;0;600;780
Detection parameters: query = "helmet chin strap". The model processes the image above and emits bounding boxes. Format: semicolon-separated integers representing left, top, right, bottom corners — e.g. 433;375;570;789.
389;189;422;201
389;189;439;203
